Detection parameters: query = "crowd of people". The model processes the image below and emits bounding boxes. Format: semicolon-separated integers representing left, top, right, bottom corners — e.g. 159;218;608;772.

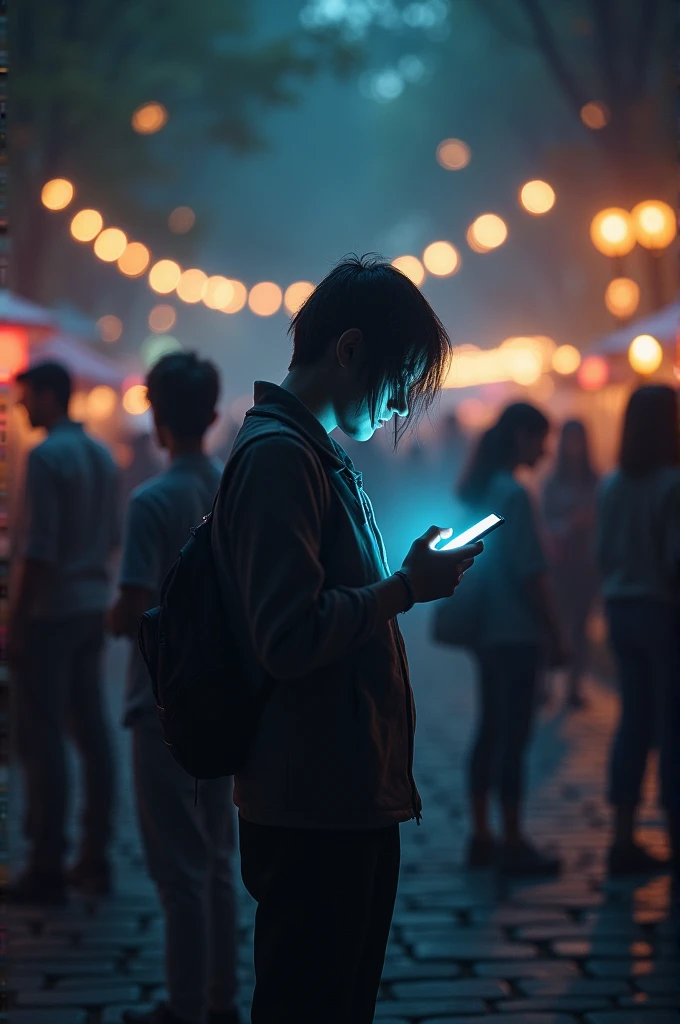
8;255;680;1024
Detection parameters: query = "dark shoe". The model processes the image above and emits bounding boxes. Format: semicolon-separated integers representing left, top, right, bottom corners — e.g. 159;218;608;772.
206;1010;241;1024
123;1003;193;1024
607;842;670;877
9;869;67;906
497;839;561;877
66;858;112;896
466;835;497;868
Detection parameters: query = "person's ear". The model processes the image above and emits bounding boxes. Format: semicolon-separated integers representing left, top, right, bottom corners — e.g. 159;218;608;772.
336;329;363;370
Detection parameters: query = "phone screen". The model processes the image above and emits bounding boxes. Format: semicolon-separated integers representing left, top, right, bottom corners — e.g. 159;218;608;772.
437;512;505;551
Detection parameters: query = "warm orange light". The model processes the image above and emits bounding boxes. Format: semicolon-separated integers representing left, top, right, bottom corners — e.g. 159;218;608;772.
578;355;609;391
391;255;425;286
69;391;89;420
176;268;208;304
96;315;123;343
605;277;640;319
468;214;507;252
41;178;74;211
86;385;118;419
148;304;177;333
629;334;663;375
248;282;283;317
94;227;128;262
590;208;635;257
580;101;609;129
221;280;248;314
284;281;315;314
70;209;103;243
519;180;556;215
0;327;28;381
630;200;677;251
456;397;494;431
123;384;151;415
552;344;582;375
203;276;235;310
168;206;195;234
422;241;460;277
149;260;182;295
132;101;168;135
117;241;151;277
436;138;471;171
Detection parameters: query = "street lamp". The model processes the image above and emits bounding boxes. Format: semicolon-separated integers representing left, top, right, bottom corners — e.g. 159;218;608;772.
590;208;636;262
630;201;676;311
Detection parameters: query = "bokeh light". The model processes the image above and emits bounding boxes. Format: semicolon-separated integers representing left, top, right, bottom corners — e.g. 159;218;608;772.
96;315;123;343
519;180;556;215
552;344;582;375
580;101;609;129
148;304;177;333
132;101;168;135
436;138;471;171
248;282;283;316
578;355;609;391
149;260;182;294
69;390;89;420
391;255;425;286
630;200;677;250
629;334;663;375
70;209;103;243
605;277;640;319
284;281;315;314
176;268;208;304
168;207;195;234
94;227;127;262
590;208;635;257
221;280;248;314
422;241;460;277
0;327;28;382
86;385;117;420
41;178;74;211
141;334;183;368
117;241;151;278
468;214;508;252
456;398;495;431
203;276;235;311
123;384;151;415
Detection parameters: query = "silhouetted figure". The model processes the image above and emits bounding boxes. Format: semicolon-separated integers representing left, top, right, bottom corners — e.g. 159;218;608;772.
109;354;239;1024
542;420;599;710
597;385;679;878
10;362;119;904
457;403;566;876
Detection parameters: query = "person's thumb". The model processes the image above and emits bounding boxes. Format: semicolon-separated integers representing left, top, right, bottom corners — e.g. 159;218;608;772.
424;525;453;550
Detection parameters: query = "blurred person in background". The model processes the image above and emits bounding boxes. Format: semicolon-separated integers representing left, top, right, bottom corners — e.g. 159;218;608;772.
598;385;680;878
457;402;566;876
9;362;119;904
542;420;599;710
109;353;239;1024
120;431;164;504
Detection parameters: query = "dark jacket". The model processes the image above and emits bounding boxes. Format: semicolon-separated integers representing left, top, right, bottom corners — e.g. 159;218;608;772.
212;381;421;830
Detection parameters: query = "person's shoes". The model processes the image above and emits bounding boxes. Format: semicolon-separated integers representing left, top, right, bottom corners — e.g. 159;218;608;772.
66;858;112;896
497;839;561;877
9;869;67;906
122;1003;193;1024
607;842;670;877
465;835;497;868
206;1010;241;1024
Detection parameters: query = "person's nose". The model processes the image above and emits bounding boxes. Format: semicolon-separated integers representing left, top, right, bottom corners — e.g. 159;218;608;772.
388;390;409;419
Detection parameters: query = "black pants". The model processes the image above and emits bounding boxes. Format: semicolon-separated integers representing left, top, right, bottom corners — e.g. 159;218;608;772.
15;612;115;873
238;817;400;1024
469;644;539;806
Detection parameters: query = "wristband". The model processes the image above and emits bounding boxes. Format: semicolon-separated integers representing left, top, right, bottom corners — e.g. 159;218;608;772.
393;570;415;612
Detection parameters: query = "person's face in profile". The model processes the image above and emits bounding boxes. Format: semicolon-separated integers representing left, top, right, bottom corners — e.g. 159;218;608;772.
516;427;547;469
16;382;43;429
333;329;411;442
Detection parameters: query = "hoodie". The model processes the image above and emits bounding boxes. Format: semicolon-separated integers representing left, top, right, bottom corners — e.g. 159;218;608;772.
212;381;422;830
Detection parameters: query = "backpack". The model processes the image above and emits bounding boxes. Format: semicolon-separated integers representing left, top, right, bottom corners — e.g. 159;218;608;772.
138;505;267;780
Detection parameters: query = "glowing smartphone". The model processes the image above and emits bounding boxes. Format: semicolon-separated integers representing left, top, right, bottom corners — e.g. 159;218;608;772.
437;512;505;551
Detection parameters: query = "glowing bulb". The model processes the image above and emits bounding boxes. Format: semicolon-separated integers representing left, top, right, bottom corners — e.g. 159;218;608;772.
284;281;315;314
508;348;543;386
248;282;283;317
0;327;28;381
176;268;208;304
578;355;609;391
520;180;556;215
391;255;425;286
86;385;118;419
41;178;74;211
552;344;582;375
468;214;507;251
221;280;248;314
132;102;168;135
580;101;609;129
203;276;235;310
123;384;151;415
630;200;677;251
117;242;151;277
436;139;471;171
629;334;663;375
590;208;635;257
94;228;128;262
605;278;640;319
422;241;460;277
168;206;195;234
149;260;182;295
148;305;177;333
96;315;123;343
70;209;103;243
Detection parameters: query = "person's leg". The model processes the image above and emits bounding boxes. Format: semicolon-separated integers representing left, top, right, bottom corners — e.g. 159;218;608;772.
494;645;539;844
467;652;496;846
565;589;592;708
239;818;397;1024
653;606;679;871
67;612;115;877
200;778;239;1017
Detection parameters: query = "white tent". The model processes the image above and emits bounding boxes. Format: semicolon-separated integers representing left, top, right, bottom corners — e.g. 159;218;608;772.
591;300;680;355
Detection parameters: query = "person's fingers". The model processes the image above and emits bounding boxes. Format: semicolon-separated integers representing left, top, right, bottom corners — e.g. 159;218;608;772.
425;525;453;549
458;557;475;572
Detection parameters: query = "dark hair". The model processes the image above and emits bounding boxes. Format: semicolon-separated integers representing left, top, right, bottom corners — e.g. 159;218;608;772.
288;253;451;441
554;419;597;484
619;385;679;477
146;352;220;440
457;402;549;504
16;361;72;410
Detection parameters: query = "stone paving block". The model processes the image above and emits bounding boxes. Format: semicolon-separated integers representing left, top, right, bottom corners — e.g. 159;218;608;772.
379;962;463;982
584;1013;680;1024
419;1016;578;1024
6;975;45;991
519;979;631;997
496;998;612;1013
516;922;646;942
412;940;539;961
54;973;132;989
472;909;572;927
4;1013;89;1024
551;940;655;959
101;1004;156;1023
374;998;487;1017
473;960;582;979
16;986;141;1007
635;976;680;994
618;997;680;1010
390;978;510;1000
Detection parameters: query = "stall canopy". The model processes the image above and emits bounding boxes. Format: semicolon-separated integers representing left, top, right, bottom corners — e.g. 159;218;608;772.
32;333;134;389
592;300;680;355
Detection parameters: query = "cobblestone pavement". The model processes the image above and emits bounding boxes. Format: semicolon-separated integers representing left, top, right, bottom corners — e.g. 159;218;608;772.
6;605;679;1023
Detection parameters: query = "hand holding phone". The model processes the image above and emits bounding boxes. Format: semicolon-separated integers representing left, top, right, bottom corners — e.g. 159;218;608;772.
434;512;505;552
400;526;484;605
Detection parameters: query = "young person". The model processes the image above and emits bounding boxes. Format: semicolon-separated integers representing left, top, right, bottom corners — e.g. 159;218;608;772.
212;255;482;1024
456;402;565;875
598;385;679;877
109;353;240;1024
10;362;119;904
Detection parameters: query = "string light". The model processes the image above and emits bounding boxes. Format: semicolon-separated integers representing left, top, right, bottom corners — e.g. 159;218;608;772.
552;345;581;375
94;227;127;262
284;281;315;314
519;180;556;215
248;282;283;316
132;102;168;135
605;278;640;319
630;200;677;250
148;305;176;332
149;260;182;295
123;383;151;415
436;139;470;170
203;276;235;310
422;241;460;276
96;315;123;343
118;242;151;277
391;255;425;286
468;214;507;251
86;385;118;419
176;268;208;304
590;208;635;257
70;209;103;243
41;179;74;211
221;280;248;314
